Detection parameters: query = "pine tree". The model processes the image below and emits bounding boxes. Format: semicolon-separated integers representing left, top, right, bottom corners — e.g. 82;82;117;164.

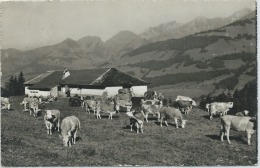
18;71;25;95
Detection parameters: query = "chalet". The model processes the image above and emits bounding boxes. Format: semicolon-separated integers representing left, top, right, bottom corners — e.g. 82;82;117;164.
24;68;150;98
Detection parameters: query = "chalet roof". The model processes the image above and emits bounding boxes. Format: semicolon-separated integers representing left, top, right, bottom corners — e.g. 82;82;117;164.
29;71;64;90
61;68;149;87
24;71;54;85
26;68;150;90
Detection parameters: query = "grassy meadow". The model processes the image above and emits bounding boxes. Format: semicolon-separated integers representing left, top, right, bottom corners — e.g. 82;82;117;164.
1;96;257;166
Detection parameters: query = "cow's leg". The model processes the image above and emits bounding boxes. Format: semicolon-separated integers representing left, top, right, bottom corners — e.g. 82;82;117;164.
165;120;169;126
220;124;224;142
140;123;144;133
160;117;163;127
157;112;160;121
57;120;60;132
135;122;139;134
247;131;252;145
49;123;53;135
226;126;231;144
174;118;178;128
73;130;77;144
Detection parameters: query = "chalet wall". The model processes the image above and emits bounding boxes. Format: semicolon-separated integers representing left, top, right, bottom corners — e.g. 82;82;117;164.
104;86;123;97
131;85;147;97
68;87;104;96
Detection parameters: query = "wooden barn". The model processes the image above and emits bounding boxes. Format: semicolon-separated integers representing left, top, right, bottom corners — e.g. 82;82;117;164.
24;68;150;98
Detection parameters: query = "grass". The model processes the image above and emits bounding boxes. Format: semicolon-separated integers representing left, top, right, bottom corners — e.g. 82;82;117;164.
1;96;257;166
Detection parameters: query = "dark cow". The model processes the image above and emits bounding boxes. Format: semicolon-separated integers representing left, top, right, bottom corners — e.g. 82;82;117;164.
174;100;194;114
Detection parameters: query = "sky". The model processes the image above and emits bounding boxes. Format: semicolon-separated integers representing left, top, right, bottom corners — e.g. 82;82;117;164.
1;0;256;50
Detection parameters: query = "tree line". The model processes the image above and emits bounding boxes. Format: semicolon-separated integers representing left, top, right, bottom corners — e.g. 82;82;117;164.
1;71;25;97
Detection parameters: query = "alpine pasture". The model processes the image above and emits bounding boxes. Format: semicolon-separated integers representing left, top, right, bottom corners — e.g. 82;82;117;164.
1;96;257;166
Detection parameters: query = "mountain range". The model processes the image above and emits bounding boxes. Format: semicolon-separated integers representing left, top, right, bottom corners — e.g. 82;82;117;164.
1;8;256;98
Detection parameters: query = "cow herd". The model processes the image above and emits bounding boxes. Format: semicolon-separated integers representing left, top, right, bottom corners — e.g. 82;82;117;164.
0;90;257;147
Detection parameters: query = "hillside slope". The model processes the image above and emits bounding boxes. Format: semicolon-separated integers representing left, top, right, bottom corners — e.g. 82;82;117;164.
108;11;256;98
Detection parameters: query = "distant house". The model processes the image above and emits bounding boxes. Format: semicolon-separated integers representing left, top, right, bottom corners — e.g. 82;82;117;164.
24;68;150;98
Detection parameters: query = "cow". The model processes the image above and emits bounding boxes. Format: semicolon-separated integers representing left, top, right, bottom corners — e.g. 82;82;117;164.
159;107;188;128
20;97;40;110
142;104;162;122
84;99;99;114
96;101;116;119
126;111;144;134
236;110;249;116
44;110;61;135
59;116;81;147
29;101;39;117
220;115;256;145
208;102;233;120
175;95;196;106
174;100;194;114
1;97;11;110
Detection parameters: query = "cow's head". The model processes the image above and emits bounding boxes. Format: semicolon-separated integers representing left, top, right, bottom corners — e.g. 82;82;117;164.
181;120;188;128
59;135;72;147
7;104;11;110
45;110;53;120
228;102;234;108
191;100;196;106
244;110;249;116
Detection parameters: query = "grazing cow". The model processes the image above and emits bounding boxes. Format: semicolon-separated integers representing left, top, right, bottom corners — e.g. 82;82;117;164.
84;99;99;114
96;101;116;119
175;95;196;106
159;107;188;128
208;102;233;120
236;110;249;116
174;100;194;114
126;111;144;134
29;101;39;117
59;116;81;147
220;115;256;145
44;110;61;135
1;97;11;110
20;97;39;110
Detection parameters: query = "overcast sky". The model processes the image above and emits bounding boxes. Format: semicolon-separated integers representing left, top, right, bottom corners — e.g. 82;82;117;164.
2;0;256;50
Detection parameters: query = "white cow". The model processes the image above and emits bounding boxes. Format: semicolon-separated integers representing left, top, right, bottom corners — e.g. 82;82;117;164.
20;97;40;110
1;97;11;110
96;101;116;120
44;110;61;135
208;102;233;120
29;101;39;117
220;115;256;145
175;95;196;106
59;116;80;147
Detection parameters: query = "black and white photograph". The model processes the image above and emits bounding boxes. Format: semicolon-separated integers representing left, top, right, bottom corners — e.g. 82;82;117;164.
0;0;257;166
